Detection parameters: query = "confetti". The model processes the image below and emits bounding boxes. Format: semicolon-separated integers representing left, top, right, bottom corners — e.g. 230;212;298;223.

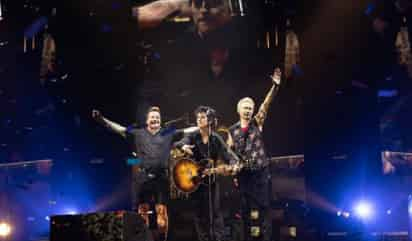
352;80;369;89
61;73;69;80
378;89;398;98
90;158;104;164
364;2;375;16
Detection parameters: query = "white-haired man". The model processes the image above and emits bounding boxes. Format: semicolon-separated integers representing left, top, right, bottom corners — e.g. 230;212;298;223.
229;68;281;241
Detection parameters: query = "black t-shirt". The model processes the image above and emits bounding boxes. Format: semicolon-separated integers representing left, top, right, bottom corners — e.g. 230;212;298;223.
126;128;175;169
176;131;233;164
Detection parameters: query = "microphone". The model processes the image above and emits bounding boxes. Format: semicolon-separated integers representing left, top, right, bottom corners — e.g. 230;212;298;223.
206;108;214;116
205;107;216;124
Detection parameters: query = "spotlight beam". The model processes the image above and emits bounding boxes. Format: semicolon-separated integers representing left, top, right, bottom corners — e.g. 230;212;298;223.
354;201;374;219
0;222;11;237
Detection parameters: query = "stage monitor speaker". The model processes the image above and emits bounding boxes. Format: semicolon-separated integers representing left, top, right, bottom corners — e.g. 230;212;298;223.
50;211;149;241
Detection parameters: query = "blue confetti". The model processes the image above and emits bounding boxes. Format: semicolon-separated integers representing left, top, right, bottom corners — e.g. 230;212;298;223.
153;52;161;60
292;64;304;76
101;24;112;33
378;89;398;97
24;17;48;38
365;3;375;16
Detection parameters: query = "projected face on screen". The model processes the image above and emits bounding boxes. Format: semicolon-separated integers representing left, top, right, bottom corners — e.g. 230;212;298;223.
379;94;412;175
191;0;230;36
382;151;412;175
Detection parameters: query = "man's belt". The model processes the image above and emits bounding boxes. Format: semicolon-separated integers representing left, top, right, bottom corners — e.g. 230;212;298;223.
133;166;168;178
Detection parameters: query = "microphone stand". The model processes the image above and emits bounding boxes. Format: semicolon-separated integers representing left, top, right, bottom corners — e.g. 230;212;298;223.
207;121;215;241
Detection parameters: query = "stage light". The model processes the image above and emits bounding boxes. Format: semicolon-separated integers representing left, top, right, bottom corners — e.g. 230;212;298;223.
408;195;412;216
337;210;350;218
58;207;79;216
342;212;350;218
63;208;79;215
0;222;11;237
387;209;392;215
354;201;373;219
288;226;297;237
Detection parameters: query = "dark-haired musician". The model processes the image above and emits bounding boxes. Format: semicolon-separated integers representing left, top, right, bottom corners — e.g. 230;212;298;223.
92;106;198;241
175;105;236;241
229;68;281;241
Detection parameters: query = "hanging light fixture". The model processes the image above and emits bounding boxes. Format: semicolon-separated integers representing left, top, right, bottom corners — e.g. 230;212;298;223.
0;0;3;21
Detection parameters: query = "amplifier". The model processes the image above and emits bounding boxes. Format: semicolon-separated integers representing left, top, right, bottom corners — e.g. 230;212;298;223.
50;211;149;241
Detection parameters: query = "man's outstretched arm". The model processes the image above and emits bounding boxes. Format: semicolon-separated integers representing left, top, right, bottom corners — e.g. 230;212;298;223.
92;110;127;138
254;67;281;131
132;0;190;30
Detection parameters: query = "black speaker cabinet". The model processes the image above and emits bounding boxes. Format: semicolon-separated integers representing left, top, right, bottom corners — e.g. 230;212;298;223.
50;211;150;241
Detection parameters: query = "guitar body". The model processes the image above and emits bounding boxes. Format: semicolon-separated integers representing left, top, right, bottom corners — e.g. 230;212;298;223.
172;158;241;193
172;158;203;194
169;148;190;199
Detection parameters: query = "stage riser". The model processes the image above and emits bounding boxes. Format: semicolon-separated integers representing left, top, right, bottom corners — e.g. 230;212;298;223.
50;211;148;241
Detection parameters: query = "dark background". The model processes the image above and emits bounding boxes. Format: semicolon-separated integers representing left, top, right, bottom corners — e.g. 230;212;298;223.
1;0;412;239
